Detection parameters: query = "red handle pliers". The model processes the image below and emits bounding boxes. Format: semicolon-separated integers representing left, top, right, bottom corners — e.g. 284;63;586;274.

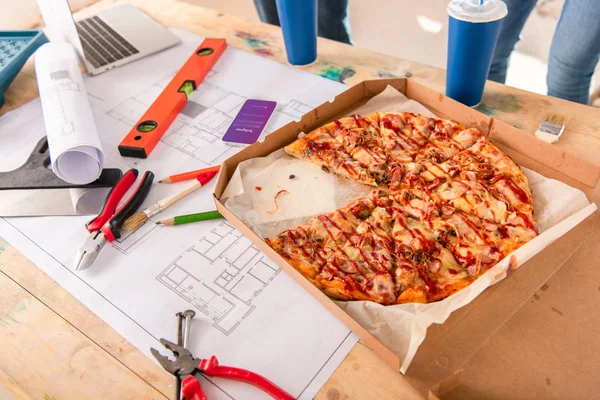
151;338;295;400
74;169;154;271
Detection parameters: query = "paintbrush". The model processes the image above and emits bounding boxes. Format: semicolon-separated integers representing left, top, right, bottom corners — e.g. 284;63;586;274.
534;112;569;144
122;170;217;231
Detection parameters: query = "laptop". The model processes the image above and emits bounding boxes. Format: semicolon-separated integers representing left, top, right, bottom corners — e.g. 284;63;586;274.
36;1;180;75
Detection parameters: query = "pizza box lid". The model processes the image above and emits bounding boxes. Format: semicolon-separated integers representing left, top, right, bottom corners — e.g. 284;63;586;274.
213;78;600;399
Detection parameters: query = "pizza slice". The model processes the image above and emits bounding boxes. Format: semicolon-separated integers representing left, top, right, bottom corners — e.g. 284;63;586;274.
415;143;536;227
378;112;421;166
389;205;476;303
328;115;390;184
388;181;536;270
284;126;377;186
468;137;534;215
266;192;393;303
389;200;537;303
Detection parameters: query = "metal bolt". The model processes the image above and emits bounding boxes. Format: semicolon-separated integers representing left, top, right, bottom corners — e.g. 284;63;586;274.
182;309;196;349
176;312;184;346
175;312;184;400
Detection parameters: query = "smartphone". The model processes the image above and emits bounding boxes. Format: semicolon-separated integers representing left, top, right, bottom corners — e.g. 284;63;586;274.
221;99;277;146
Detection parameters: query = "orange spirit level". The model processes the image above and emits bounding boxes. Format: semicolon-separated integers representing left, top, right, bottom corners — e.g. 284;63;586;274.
118;38;227;158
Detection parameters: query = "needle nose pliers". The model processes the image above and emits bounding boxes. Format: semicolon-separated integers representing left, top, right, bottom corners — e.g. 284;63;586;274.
151;338;295;400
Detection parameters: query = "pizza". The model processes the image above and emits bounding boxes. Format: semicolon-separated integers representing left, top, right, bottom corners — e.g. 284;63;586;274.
266;112;538;304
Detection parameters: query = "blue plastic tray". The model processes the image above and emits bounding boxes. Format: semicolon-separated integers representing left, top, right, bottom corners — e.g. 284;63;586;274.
0;30;48;108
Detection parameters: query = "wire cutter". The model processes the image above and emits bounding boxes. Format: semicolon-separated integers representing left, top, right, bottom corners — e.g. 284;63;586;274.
151;338;295;400
74;169;154;271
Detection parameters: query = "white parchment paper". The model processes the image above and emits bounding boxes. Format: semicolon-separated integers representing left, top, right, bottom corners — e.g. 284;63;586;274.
222;86;597;372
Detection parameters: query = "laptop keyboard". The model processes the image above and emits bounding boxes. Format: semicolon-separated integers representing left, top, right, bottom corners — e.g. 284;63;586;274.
75;16;139;68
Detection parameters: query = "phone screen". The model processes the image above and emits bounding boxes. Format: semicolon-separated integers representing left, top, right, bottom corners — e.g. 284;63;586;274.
221;99;277;146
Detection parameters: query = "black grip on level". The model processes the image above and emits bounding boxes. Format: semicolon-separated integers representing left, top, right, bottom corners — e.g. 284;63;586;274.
108;171;155;240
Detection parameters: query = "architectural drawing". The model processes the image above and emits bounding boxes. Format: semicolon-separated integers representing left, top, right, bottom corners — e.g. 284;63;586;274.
157;220;280;335
105;69;314;168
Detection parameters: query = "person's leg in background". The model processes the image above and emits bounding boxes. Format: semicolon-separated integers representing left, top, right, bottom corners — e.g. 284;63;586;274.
252;0;352;45
318;0;352;45
488;0;537;83
546;0;600;104
253;0;280;26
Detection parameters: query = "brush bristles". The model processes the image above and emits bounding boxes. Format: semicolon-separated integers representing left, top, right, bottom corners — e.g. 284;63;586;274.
122;211;149;231
542;112;569;126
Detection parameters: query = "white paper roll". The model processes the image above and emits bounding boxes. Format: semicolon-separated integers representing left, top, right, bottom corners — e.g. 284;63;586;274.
35;42;104;184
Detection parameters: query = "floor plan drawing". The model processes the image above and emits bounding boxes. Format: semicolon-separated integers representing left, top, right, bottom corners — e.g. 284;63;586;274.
157;220;280;335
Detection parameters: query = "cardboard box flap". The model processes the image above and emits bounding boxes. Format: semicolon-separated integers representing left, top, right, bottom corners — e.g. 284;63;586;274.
405;80;494;135
490;119;600;189
442;227;600;399
362;78;407;99
405;210;599;395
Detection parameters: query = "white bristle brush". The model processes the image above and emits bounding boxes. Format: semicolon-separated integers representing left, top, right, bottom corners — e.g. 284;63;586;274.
534;112;569;144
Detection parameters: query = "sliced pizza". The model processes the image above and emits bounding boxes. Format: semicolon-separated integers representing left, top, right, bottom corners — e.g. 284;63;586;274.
269;112;538;305
284;126;378;186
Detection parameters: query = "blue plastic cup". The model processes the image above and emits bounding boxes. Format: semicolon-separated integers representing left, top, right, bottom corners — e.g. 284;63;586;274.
276;0;317;65
446;0;507;107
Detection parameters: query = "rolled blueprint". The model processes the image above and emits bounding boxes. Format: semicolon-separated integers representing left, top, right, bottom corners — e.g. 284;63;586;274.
35;42;104;184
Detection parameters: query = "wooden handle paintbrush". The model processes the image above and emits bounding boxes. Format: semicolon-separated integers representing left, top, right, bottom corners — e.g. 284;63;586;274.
122;170;217;231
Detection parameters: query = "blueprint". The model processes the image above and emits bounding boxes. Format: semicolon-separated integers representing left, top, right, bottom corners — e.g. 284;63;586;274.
156;220;285;337
0;30;357;399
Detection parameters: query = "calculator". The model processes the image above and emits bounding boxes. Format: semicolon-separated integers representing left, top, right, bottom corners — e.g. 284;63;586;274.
0;30;48;108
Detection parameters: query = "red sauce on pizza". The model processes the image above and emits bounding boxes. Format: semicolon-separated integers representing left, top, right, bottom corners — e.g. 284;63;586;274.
516;212;536;231
306;139;335;155
420;273;438;297
287;229;310;258
502;178;530;204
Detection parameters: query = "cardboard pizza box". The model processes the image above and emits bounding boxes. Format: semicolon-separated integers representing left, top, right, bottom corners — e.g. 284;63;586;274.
213;78;600;399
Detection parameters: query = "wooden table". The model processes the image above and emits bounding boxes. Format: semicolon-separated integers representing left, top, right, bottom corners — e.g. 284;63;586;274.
2;1;600;399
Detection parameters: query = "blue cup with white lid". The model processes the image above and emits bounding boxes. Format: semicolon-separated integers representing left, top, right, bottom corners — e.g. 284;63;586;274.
446;0;507;107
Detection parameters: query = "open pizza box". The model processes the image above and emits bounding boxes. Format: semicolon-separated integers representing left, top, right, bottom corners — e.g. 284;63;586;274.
213;78;600;399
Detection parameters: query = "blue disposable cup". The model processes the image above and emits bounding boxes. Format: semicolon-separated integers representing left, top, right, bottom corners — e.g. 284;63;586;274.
446;0;507;107
276;0;317;66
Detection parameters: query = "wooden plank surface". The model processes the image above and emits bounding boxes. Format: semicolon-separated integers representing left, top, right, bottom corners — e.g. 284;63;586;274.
1;0;599;399
0;241;167;400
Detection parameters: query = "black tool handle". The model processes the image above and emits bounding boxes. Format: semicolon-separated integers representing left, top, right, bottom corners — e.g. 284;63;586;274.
0;136;123;189
105;171;154;240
